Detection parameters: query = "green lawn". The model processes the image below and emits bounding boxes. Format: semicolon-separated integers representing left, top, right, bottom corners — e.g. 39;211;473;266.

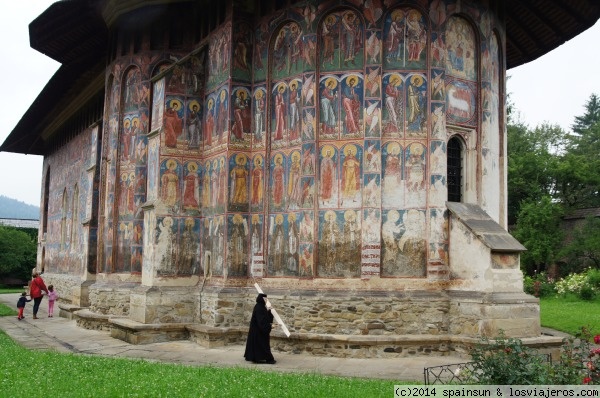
0;330;398;397
540;295;600;337
0;289;597;396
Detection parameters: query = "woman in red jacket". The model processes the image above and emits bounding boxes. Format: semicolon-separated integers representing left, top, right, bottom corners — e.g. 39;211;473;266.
29;272;48;319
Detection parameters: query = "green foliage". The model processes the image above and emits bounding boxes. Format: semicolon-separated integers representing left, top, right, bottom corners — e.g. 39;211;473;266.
0;226;37;282
467;331;552;384
560;217;600;271
555;268;599;300
467;329;596;385
507;123;563;225
523;272;556;297
513;196;564;275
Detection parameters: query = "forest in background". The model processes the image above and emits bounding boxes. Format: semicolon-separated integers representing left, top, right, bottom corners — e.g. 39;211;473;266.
0;195;40;220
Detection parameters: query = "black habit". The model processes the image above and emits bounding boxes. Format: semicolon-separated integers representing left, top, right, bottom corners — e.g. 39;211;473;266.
244;293;276;364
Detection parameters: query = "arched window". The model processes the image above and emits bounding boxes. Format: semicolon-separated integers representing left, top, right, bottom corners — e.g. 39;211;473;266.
70;184;79;250
60;189;68;251
447;136;463;202
42;167;50;235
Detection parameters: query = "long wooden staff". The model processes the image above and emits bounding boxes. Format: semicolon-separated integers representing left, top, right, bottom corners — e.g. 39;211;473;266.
254;283;291;337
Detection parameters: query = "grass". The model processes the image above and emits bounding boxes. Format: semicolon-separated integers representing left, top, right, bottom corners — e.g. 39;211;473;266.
539;294;600;337
0;289;597;396
0;330;399;398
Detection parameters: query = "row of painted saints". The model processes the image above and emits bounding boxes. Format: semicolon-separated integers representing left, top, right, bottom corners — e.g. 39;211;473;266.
141;8;485;277
156;138;446;213
152;8;477;151
168;70;432;151
150;207;434;278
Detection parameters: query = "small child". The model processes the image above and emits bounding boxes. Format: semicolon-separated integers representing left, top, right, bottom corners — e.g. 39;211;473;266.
47;285;59;317
16;292;31;320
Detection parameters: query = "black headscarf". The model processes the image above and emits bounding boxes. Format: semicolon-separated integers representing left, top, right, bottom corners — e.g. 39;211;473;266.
256;293;267;304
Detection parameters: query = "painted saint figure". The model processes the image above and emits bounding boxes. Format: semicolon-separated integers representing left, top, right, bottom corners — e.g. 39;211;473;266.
230;154;248;205
320;78;337;135
319;147;336;205
342;76;360;135
341;146;360;204
164;100;183;148
161;159;179;208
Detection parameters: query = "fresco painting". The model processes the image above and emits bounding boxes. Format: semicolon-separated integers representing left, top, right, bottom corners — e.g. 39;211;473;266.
252;87;267;148
227;213;249;277
230;87;252;147
228;153;249;212
317;209;361;278
268;213;301;277
381;209;426;277
78;1;507;281
384;8;427;70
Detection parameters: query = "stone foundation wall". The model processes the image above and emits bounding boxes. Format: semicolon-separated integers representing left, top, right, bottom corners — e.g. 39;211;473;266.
129;286;198;323
200;289;250;326
204;289;451;335
38;273;84;305
88;282;135;316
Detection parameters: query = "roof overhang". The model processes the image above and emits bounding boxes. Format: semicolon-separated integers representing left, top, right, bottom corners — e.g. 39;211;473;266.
2;0;599;156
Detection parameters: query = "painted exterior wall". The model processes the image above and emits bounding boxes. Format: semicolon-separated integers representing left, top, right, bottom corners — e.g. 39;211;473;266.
36;0;538;343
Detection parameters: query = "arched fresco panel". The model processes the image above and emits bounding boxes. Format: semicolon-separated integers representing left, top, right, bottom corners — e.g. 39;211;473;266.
383;8;428;70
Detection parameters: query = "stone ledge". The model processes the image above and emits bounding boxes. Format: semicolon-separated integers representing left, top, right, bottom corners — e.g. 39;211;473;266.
187;324;247;348
74;309;124;332
58;303;83;320
109;318;189;344
269;332;564;359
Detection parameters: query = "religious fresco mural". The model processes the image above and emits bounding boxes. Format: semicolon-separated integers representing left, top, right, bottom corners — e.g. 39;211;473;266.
383;8;427;70
381;209;426;277
227;213;249;277
317;209;361;277
481;31;501;217
320;10;364;72
250;214;265;277
252;87;267;149
271;79;304;148
228;153;249;213
207;23;231;90
78;0;505;281
250;154;265;211
318;74;365;140
232;20;253;82
267;212;301;276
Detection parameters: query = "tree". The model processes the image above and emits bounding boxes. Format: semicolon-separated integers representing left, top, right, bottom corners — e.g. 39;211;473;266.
556;94;600;209
559;216;600;271
0;226;37;283
570;93;600;138
512;196;564;275
507;122;562;225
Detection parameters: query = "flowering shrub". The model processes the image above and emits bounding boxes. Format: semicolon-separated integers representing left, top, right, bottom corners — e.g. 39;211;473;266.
555;269;598;299
524;272;556;297
583;333;600;384
467;328;600;385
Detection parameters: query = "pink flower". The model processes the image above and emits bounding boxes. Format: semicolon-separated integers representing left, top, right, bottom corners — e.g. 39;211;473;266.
594;335;600;345
587;361;595;371
583;377;592;384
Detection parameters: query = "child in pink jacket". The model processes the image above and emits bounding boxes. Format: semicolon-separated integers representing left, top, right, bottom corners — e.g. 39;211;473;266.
47;285;59;317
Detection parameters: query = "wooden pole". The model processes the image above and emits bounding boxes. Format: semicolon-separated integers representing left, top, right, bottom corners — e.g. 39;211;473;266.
254;283;291;337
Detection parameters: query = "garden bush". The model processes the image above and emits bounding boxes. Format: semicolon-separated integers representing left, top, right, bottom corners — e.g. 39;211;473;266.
555;269;598;300
523;272;556;297
466;328;600;385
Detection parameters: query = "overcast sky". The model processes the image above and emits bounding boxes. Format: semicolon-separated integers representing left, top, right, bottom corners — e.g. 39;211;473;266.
0;2;598;207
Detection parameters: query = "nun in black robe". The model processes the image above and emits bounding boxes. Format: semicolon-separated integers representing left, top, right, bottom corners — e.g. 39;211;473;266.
244;293;276;364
